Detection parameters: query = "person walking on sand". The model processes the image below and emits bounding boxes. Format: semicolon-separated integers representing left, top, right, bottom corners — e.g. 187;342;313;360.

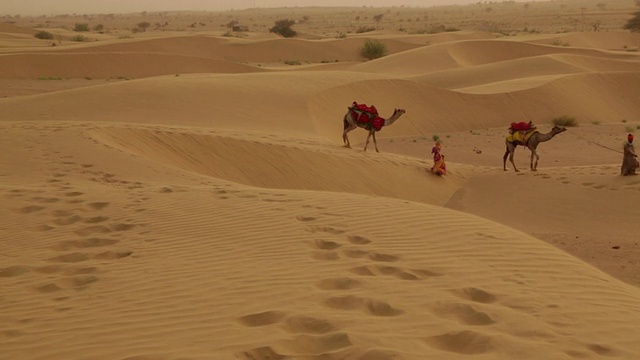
621;133;639;176
430;140;447;176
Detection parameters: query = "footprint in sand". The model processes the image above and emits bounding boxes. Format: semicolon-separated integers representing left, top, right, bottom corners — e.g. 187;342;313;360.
305;225;346;235
0;266;30;278
110;223;136;231
310;239;341;251
349;265;438;281
452;287;498;304
74;225;112;236
34;275;98;293
235;346;285;360
280;315;336;334
431;303;495;326
237;310;287;327
424;330;494;355
276;332;352;354
48;253;91;263
324;295;404;316
316;277;362;291
295;215;316;222
52;214;83;226
93;250;133;260
346;235;372;245
367;252;400;262
87;202;110;210
16;205;45;214
84;216;109;224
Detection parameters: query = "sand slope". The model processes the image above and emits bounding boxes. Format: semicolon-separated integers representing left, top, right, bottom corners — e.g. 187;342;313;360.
2;16;640;360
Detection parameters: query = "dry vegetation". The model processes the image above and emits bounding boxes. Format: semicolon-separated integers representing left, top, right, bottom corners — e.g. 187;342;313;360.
2;0;638;41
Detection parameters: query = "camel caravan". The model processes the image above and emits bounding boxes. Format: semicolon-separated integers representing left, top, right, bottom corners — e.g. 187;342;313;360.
341;102;573;175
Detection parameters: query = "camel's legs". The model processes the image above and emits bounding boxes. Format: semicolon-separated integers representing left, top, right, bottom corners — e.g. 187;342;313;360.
510;152;519;172
530;149;539;171
502;148;509;171
342;124;358;148
503;143;519;172
372;131;379;153
364;130;374;151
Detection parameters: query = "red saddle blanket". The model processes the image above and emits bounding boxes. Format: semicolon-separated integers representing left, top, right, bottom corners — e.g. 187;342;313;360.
510;121;533;131
349;102;385;131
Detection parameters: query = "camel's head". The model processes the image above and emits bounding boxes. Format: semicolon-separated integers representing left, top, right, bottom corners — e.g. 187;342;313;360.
394;108;406;116
552;125;567;134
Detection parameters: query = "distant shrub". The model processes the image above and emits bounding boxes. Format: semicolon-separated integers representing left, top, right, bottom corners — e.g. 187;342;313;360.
552;116;578;127
269;19;296;38
623;11;640;32
137;22;151;32
73;23;89;32
355;26;375;34
283;59;301;65
429;25;446;34
432;134;440;142
359;39;387;60
71;35;88;42
336;32;347;39
34;31;53;40
552;39;571;47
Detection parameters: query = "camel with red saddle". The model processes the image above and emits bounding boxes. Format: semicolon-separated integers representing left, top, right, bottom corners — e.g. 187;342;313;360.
342;102;406;153
503;122;567;172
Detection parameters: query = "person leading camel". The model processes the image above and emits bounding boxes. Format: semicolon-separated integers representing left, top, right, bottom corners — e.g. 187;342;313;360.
430;140;447;176
621;133;639;176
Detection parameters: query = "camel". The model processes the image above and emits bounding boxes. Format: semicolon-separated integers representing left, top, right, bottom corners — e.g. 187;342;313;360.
503;125;567;172
342;107;406;152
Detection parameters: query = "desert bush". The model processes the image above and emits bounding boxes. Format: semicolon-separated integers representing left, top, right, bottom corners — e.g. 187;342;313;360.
624;11;640;32
73;23;89;32
359;39;387;60
355;26;375;34
283;59;301;65
137;22;150;32
71;35;88;42
552;116;578;127
34;31;53;40
270;19;296;38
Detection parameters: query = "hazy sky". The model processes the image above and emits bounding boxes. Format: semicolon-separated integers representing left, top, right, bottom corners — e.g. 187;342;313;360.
2;0;523;16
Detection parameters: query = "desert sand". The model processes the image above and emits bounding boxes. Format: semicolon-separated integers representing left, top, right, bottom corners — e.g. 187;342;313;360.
2;2;640;359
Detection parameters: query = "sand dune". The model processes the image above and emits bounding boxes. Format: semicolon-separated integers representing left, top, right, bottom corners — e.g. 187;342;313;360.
2;7;640;359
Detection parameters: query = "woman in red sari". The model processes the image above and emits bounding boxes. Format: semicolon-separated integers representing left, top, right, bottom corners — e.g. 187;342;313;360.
430;140;447;176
